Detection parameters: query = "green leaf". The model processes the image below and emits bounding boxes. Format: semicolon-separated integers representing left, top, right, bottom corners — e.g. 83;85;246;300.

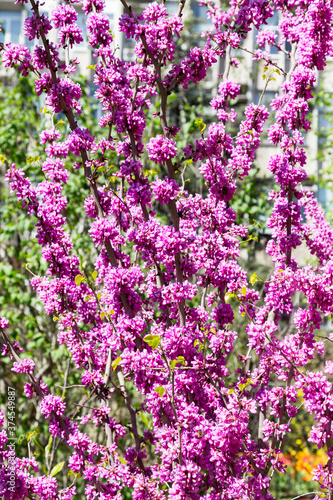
26;428;39;443
170;356;185;369
241;287;247;296
143;169;157;177
249;273;259;285
139;412;149;427
111;356;121;371
52;345;67;362
32;437;45;452
155;386;165;396
26;155;41;164
68;470;81;478
118;456;127;465
40;106;51;114
0;155;7;163
143;334;160;349
238;379;254;391
194;118;206;133
50;462;61;477
225;292;236;303
176;356;185;366
194;339;204;350
92;270;98;281
45;435;53;457
75;275;85;286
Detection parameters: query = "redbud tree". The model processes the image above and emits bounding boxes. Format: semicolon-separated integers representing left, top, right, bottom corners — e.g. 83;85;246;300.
1;0;333;498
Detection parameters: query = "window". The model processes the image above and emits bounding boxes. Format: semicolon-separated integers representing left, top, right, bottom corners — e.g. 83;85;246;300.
76;13;88;48
267;10;279;26
107;13;114;33
0;11;22;45
165;1;178;15
191;1;209;33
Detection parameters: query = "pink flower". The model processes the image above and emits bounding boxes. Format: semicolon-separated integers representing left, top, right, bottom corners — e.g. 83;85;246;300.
40;395;66;419
146;135;177;163
0;317;9;329
12;358;35;374
152;177;179;204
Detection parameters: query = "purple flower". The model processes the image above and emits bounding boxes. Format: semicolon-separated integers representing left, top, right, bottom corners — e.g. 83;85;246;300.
66;128;95;155
87;13;113;47
12;358;35;374
0;317;9;329
52;4;77;29
40;395;66;419
152;177;179;204
89;218;125;247
146;135;177;163
24;13;52;41
58;24;83;47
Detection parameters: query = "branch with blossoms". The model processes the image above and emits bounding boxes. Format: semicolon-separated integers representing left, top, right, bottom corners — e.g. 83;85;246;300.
1;0;333;498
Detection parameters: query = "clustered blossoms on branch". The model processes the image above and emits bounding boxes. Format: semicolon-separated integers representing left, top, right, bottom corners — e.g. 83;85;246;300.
1;0;333;498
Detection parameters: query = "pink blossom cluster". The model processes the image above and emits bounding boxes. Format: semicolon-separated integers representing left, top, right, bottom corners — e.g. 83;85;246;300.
1;0;333;499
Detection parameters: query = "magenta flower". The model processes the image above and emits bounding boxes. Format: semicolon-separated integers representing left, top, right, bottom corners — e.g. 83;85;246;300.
146;135;177;163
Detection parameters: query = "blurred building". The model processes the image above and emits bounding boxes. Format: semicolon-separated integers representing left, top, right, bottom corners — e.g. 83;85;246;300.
0;0;331;206
0;0;123;77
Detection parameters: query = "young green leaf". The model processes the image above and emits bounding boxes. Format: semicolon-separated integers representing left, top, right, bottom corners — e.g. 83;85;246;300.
249;273;259;285
50;461;64;477
143;334;160;349
75;275;85;286
111;356;121;371
225;292;236;303
139;412;149;427
154;386;166;397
